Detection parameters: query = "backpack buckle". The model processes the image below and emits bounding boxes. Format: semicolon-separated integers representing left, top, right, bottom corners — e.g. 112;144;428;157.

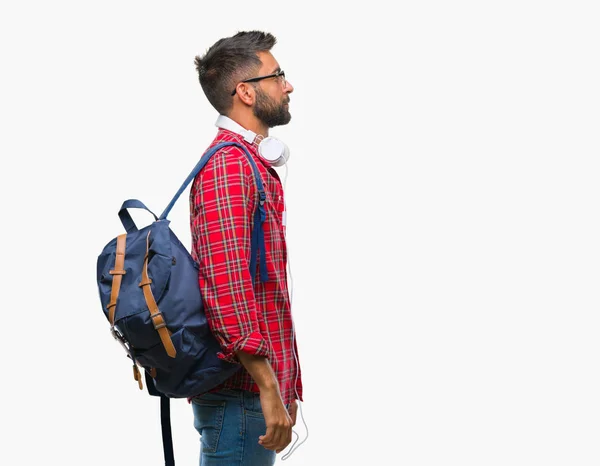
150;311;167;330
111;325;132;356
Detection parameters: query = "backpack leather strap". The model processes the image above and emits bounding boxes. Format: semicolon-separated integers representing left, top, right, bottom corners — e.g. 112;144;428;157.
107;234;127;325
139;230;177;358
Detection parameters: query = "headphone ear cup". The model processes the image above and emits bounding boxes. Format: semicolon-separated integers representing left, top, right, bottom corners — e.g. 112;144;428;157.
258;137;285;161
258;137;290;167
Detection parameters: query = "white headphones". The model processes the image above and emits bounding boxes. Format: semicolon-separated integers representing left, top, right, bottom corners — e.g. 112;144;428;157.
215;115;290;167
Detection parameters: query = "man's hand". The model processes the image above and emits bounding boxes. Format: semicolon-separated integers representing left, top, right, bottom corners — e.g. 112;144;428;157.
258;387;293;453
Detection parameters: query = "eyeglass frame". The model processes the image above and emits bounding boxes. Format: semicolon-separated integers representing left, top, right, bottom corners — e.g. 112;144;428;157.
230;70;286;96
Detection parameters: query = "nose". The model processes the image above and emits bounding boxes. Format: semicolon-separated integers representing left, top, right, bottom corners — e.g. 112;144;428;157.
285;80;294;94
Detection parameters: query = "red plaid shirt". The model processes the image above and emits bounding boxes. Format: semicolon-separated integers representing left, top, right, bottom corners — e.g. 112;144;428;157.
189;128;303;404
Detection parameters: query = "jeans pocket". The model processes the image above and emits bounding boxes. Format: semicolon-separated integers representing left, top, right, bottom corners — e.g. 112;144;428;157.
192;398;226;454
244;407;265;419
242;391;265;418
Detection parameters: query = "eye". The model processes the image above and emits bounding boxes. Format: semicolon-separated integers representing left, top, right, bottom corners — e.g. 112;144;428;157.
277;71;286;86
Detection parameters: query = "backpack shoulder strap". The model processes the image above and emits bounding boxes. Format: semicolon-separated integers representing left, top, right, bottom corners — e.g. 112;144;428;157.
144;372;175;466
159;141;269;282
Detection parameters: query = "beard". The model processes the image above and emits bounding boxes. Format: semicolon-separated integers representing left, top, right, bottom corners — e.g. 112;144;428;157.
253;87;291;128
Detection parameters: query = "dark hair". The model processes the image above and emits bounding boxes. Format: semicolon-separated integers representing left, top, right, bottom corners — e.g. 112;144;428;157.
194;31;277;115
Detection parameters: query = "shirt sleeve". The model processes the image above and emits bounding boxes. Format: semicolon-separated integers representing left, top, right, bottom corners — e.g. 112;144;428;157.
190;147;271;363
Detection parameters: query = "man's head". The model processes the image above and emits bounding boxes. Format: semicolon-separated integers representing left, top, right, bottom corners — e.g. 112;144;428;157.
194;31;293;129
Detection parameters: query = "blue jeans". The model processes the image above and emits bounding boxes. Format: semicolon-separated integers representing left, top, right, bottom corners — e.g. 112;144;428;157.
192;389;276;466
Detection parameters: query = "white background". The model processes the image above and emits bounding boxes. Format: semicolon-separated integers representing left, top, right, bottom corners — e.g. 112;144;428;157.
1;1;599;465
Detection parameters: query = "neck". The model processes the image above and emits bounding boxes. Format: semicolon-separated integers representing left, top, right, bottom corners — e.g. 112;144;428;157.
226;110;269;138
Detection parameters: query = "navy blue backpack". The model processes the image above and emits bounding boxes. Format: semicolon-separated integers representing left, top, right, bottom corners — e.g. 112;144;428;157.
96;142;268;466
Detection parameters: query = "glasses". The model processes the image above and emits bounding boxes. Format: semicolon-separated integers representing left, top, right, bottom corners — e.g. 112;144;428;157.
230;70;286;96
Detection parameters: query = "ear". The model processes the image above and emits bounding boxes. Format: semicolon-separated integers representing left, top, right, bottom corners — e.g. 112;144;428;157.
234;82;255;106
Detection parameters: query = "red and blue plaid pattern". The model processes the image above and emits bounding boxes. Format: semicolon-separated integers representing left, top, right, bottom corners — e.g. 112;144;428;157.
189;129;303;404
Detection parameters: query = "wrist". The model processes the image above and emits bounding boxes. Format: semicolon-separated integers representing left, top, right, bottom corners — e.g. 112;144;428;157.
258;380;280;394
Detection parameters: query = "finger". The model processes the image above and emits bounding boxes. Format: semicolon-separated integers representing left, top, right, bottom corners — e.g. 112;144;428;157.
276;423;292;451
290;403;298;425
291;409;297;426
261;427;283;451
259;426;275;446
276;444;288;454
270;427;284;450
274;426;291;452
259;439;277;451
275;435;291;453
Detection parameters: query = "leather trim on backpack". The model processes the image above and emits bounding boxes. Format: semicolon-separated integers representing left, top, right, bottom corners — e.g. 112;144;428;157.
139;230;177;358
107;234;127;325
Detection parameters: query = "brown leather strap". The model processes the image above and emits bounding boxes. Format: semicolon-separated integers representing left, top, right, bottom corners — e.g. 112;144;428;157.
139;231;177;358
107;234;127;325
133;364;143;390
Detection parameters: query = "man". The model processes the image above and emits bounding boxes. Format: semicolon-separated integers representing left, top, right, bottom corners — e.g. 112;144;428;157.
189;31;303;465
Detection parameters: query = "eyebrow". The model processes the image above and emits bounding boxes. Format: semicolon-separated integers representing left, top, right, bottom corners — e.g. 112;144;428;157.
270;66;281;74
